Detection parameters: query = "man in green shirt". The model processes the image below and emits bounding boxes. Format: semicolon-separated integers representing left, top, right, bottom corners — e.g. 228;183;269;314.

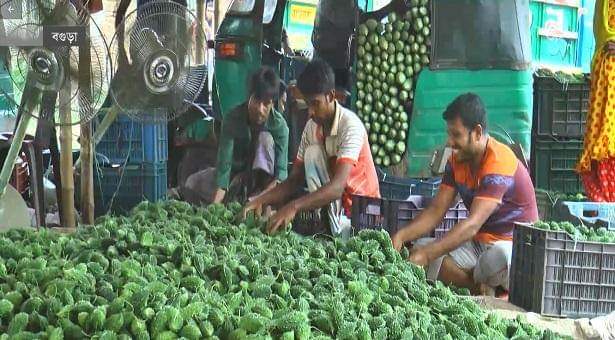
212;67;290;204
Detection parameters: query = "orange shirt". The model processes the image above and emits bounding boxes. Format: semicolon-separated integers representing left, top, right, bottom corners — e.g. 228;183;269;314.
442;137;538;243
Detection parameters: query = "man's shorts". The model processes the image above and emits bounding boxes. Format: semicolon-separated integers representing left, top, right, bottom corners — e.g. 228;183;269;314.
414;238;513;290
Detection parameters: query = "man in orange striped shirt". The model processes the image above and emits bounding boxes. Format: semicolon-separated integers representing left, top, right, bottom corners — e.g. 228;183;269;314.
392;93;538;294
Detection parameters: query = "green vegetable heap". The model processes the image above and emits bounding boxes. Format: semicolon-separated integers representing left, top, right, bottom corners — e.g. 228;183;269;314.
0;200;567;339
533;221;615;243
355;0;431;167
538;191;586;203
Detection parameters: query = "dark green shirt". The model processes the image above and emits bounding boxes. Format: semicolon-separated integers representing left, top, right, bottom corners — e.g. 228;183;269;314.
216;103;289;189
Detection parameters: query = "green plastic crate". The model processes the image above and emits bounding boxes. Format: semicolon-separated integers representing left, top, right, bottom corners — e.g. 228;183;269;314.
407;69;533;178
531;139;583;194
535;188;558;221
531;1;580;69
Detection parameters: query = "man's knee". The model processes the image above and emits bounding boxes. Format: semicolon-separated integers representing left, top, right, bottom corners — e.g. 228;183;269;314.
474;241;512;289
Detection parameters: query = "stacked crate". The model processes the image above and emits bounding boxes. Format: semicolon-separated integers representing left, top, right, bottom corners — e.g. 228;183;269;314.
94;114;168;216
530;73;589;194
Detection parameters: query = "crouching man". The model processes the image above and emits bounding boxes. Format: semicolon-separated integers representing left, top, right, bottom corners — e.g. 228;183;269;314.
392;93;538;294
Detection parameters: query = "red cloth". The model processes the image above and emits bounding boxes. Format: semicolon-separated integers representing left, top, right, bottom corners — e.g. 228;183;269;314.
581;158;615;202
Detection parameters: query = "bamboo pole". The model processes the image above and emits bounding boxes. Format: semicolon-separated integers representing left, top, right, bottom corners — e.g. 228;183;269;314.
79;19;94;224
59;57;76;230
74;105;120;169
196;0;205;64
80;121;93;224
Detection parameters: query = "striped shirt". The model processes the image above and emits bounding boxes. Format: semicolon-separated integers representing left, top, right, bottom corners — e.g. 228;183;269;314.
442;137;538;243
295;102;380;215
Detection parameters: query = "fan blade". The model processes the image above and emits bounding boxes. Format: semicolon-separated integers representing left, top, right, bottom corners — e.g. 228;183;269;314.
130;27;164;66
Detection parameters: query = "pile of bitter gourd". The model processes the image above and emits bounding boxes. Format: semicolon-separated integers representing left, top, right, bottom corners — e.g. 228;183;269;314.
0;200;567;339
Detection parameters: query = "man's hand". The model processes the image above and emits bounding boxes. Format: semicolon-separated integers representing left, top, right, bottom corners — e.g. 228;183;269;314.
239;199;264;221
408;247;430;267
212;188;226;204
391;232;405;252
261;180;279;196
266;203;297;234
605;41;615;56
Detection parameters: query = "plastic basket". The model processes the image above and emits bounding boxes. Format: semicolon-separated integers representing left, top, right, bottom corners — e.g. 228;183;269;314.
351;195;468;238
533;75;590;139
532;139;583;194
292;209;328;236
415;178;442;198
96;114;168;165
378;172;416;201
535;189;558;221
510;223;615;318
556;202;615;230
377;169;442;200
95;162;167;215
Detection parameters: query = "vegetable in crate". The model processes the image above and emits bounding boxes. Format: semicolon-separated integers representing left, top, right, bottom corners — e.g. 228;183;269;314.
355;1;431;167
0;200;569;339
534;220;615;243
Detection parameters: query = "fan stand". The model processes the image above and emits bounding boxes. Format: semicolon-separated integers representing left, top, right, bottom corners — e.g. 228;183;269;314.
0;81;41;230
0;1;109;230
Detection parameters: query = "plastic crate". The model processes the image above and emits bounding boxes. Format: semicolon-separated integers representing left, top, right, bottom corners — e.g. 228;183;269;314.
351;196;393;234
95;162;167;215
96;114;168;165
534;75;590;139
510;223;615;318
378;171;416;201
350;195;468;238
377;169;442;200
292;209;328;236
555;202;615;230
535;189;558;221
532;139;583;194
415;178;442;198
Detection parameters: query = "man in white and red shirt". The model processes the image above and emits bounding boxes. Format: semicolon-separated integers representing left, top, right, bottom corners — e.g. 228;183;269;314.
243;59;379;238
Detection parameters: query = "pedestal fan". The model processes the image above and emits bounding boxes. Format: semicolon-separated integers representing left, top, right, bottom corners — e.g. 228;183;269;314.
0;0;111;229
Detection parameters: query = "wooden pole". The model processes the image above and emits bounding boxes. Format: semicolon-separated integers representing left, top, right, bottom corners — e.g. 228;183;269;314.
74;105;119;170
196;0;205;64
79;20;94;224
59;53;76;230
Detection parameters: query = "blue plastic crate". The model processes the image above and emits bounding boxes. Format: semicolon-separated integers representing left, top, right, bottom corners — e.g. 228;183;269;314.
415;178;442;197
378;171;417;200
94;162;167;216
556;202;615;230
96;114;168;164
377;168;442;199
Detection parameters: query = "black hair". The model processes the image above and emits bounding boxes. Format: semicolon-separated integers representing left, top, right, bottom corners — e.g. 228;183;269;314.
248;66;280;101
442;93;488;131
297;58;335;97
